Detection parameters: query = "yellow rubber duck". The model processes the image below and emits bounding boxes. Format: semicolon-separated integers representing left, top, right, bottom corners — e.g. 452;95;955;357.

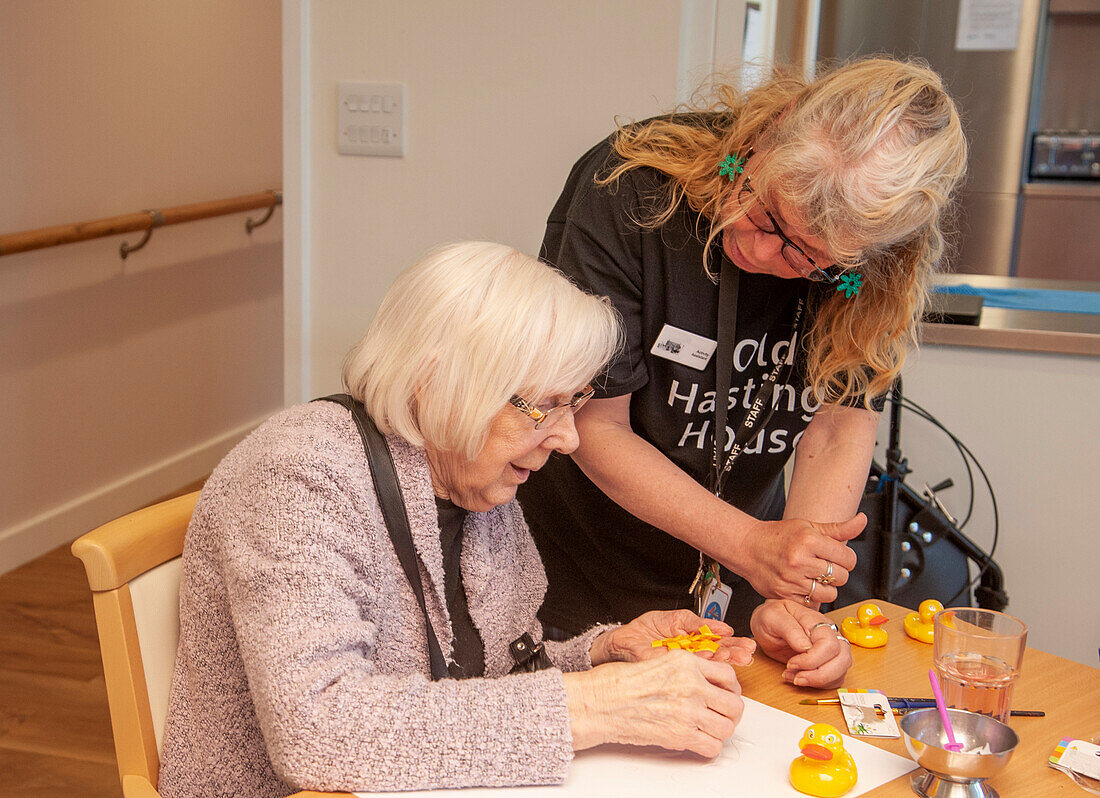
903;599;944;644
840;602;890;648
789;723;858;797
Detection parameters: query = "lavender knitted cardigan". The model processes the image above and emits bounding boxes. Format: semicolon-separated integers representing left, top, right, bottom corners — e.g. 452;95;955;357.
158;402;610;798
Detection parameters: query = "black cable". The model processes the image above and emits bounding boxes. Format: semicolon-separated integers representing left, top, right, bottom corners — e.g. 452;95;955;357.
898;398;999;606
888;399;974;602
899;398;995;547
898;401;976;529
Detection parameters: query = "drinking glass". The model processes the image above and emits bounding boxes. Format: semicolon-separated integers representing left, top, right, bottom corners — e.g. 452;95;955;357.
933;608;1028;724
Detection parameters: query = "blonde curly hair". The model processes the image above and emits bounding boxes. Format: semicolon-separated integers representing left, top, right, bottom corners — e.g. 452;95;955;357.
599;57;968;406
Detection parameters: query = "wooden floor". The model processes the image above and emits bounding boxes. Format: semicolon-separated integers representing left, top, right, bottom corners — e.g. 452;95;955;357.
0;543;123;798
1;480;205;797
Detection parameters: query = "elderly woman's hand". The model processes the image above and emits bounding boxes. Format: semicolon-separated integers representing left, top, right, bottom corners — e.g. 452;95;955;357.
589;609;756;667
749;599;852;689
562;651;745;757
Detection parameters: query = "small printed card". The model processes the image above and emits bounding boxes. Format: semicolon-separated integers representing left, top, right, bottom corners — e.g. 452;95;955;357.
649;324;717;370
837;689;900;738
699;580;732;622
1049;737;1100;782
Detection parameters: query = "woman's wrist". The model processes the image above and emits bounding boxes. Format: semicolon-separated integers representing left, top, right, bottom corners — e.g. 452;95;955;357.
588;630;615;666
709;508;763;576
562;671;609;751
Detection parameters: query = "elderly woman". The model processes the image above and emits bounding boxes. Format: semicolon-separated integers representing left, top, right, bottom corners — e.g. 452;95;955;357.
519;57;967;672
158;241;837;798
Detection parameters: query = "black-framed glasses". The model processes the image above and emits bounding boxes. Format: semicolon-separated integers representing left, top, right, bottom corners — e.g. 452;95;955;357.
509;385;595;430
737;175;840;284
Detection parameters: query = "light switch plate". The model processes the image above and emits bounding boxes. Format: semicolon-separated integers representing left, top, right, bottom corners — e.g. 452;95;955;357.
337;82;405;157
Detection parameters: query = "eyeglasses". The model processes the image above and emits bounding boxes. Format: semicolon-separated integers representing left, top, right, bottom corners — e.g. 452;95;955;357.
736;173;840;285
509;385;595;430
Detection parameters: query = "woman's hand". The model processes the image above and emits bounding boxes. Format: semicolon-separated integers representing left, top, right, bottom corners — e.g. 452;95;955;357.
749;599;852;689
589;609;756;667
731;514;865;605
562;651;745;758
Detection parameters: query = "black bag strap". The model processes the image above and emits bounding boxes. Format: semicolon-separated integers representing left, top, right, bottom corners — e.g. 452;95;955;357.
315;394;450;680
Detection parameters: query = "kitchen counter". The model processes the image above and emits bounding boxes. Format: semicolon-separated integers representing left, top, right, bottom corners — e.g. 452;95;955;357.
922;273;1100;356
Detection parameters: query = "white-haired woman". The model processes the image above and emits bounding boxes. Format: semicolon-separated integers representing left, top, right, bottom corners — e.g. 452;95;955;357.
519;57;967;682
157;241;817;797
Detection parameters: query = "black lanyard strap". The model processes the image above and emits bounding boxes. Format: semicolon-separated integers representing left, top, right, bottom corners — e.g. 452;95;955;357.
692;262;806;606
710;260;806;497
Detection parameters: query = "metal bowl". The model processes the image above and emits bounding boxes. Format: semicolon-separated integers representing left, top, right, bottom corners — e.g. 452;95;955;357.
900;709;1019;781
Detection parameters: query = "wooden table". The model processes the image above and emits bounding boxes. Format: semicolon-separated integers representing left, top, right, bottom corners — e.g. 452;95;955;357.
741;602;1100;795
293;601;1100;797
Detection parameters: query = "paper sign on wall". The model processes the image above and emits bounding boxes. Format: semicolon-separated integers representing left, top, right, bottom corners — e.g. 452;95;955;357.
956;0;1023;51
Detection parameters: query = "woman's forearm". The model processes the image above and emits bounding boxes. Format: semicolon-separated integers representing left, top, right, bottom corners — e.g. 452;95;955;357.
570;399;760;574
570;397;871;605
783;404;878;522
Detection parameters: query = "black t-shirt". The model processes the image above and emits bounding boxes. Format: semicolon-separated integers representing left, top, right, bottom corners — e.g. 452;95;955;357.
518;131;828;636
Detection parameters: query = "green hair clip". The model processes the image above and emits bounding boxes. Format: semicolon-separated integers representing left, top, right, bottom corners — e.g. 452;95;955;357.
718;154;748;181
836;272;863;298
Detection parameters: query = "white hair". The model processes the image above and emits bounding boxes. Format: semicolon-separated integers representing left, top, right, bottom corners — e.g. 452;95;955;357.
343;241;621;459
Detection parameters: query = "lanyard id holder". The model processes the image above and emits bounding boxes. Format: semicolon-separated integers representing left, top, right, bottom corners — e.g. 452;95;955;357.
698;578;733;620
688;261;806;621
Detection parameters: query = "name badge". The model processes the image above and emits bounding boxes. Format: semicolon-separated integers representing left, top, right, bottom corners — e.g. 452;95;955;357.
650;324;717;371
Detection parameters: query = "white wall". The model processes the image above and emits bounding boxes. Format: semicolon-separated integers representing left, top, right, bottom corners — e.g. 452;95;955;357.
287;0;687;399
287;2;1100;668
0;1;284;572
880;345;1100;666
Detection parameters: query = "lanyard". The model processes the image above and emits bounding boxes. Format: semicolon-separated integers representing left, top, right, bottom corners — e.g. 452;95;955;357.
691;259;806;610
710;259;806;498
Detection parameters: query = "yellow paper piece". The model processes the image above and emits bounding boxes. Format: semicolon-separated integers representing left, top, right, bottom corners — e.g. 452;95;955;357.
652;626;724;653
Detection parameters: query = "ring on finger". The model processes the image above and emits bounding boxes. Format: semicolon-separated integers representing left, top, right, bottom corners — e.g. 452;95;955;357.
816;561;835;586
808;621;849;649
803;580;817;605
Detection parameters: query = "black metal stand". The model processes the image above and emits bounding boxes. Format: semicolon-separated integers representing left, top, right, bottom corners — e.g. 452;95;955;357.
877;381;910;598
870;379;1007;610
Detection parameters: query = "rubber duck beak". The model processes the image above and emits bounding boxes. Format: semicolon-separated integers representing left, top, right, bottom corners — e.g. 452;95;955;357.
801;743;834;761
869;615;889;625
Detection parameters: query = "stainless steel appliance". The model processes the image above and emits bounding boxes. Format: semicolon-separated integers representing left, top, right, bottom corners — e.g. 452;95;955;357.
1030;132;1100;179
1017;1;1100;280
815;0;1043;277
814;0;1099;280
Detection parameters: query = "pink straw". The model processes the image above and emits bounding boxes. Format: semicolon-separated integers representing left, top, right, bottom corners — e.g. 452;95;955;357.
929;668;964;752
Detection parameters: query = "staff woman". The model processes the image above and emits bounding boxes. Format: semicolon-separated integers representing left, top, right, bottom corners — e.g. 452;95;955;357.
158;242;839;797
519;57;967;658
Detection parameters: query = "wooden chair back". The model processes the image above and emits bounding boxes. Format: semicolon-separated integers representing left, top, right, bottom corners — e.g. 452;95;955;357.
71;491;199;798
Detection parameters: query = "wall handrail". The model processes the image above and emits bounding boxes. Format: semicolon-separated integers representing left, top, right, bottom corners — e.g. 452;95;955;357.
0;190;282;258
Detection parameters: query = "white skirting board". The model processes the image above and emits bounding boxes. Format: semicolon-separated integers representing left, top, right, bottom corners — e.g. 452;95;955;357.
0;414;269;575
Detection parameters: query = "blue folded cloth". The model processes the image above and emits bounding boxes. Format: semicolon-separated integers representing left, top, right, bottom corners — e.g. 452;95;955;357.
935;284;1100;315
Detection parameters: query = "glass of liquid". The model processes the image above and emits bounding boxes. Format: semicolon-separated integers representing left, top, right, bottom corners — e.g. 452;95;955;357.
933;608;1028;724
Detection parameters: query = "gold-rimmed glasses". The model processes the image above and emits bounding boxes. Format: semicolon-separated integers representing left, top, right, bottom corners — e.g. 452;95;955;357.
509;385;595;430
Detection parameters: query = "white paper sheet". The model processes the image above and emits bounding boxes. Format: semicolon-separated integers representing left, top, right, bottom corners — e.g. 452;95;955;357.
354;697;916;797
955;0;1023;51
